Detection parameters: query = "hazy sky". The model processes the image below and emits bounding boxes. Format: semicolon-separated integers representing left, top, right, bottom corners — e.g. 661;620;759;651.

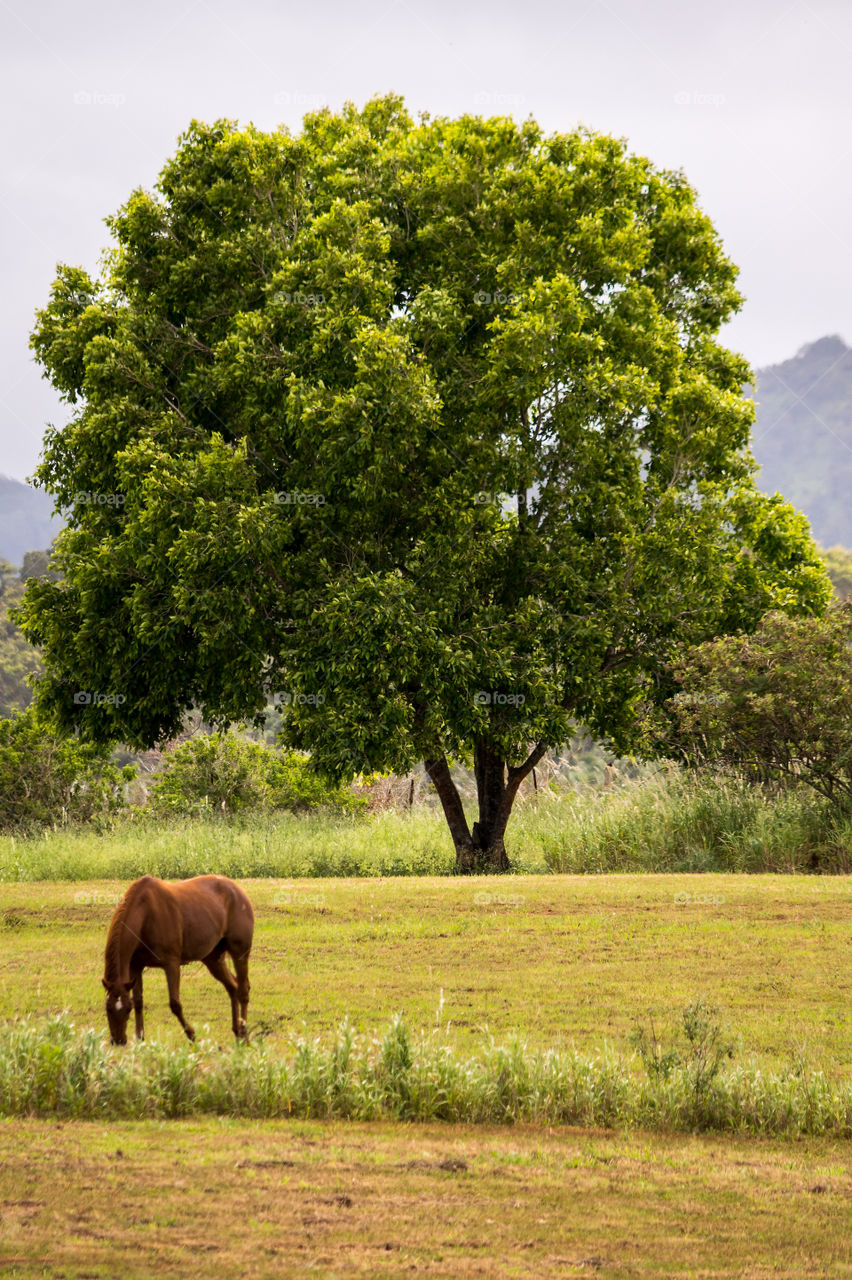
2;0;850;482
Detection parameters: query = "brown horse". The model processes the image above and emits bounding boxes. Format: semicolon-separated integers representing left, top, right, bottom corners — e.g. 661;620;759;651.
102;874;254;1045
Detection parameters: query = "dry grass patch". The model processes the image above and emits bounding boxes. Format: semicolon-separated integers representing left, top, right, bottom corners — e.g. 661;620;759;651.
0;1119;849;1278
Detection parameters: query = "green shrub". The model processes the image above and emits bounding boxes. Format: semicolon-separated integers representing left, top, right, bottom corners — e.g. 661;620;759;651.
655;605;852;808
145;732;362;817
0;709;133;832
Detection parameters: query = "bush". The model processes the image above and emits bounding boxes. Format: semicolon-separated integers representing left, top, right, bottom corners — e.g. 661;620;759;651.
144;732;362;817
653;605;852;807
0;709;133;832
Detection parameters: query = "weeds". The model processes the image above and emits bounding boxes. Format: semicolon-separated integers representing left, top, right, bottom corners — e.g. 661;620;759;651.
1;1013;849;1136
631;998;737;1099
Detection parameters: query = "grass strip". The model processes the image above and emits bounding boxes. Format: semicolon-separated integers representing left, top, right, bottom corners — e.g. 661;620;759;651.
2;1014;850;1136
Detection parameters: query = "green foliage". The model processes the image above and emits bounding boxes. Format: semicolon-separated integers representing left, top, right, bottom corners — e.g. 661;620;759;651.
631;998;736;1096
656;606;852;806
0;708;134;832
0;559;38;717
145;731;361;816
821;544;852;600
1;1014;849;1135
20;97;831;861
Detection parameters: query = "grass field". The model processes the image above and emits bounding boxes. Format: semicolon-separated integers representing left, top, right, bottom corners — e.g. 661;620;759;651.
2;872;850;1276
1;874;850;1071
0;1118;849;1278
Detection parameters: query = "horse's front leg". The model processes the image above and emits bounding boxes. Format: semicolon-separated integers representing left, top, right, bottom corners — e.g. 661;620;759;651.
164;962;195;1041
132;971;144;1041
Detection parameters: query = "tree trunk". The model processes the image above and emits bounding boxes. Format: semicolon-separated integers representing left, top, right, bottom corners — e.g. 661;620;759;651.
426;740;548;873
471;742;510;870
424;756;477;871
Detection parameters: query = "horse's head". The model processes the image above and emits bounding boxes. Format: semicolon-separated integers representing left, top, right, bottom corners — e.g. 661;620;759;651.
102;978;132;1044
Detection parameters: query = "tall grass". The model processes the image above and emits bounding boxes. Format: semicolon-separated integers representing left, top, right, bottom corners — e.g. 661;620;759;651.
1;770;849;881
0;807;456;881
1;1015;849;1136
518;770;852;874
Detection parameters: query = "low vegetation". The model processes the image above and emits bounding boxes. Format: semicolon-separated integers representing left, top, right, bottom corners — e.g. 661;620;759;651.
0;709;132;832
655;604;852;803
1;1007;850;1136
144;731;362;817
2;767;850;880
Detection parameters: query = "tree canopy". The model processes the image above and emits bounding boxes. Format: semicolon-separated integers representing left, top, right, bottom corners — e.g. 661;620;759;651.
20;95;830;869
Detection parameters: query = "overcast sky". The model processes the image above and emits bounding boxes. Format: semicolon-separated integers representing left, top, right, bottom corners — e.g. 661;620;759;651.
2;0;850;482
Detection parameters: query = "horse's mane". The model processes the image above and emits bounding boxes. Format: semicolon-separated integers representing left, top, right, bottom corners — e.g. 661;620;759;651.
103;886;134;985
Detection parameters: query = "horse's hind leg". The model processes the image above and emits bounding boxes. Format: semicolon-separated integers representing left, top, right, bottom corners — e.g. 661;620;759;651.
229;945;251;1040
164;962;195;1041
203;951;242;1039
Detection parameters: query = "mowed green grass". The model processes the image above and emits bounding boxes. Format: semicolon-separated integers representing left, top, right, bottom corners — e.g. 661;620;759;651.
0;1118;849;1278
1;874;849;1072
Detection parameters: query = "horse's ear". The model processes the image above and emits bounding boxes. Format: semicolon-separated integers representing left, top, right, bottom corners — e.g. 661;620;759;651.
102;978;109;990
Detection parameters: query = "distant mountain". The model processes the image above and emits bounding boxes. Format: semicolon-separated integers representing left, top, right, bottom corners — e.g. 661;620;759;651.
0;476;62;566
751;336;852;548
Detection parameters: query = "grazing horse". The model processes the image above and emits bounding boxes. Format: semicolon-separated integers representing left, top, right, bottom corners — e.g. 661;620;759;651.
102;874;254;1045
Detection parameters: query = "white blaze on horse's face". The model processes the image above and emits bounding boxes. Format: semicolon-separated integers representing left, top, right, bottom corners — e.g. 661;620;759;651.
105;985;132;1045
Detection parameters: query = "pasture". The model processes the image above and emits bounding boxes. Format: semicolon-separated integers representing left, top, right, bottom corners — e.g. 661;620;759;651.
1;875;850;1067
1;872;850;1276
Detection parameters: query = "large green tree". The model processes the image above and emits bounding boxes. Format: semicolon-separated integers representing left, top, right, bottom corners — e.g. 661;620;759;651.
20;96;830;869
